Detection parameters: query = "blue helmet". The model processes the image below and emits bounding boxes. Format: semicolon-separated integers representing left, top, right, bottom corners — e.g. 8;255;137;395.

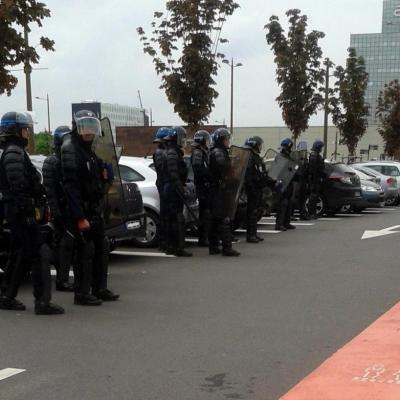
280;138;294;152
165;126;187;146
312;139;324;152
212;128;231;147
0;111;33;137
153;127;170;143
53;125;70;147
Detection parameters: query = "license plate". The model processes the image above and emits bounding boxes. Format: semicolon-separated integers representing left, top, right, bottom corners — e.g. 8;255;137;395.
126;220;141;230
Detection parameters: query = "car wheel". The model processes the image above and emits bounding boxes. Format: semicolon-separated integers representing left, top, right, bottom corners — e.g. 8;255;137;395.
131;209;159;248
385;197;396;206
305;194;327;217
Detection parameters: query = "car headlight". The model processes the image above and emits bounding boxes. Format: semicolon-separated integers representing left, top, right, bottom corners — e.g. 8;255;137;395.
362;185;378;192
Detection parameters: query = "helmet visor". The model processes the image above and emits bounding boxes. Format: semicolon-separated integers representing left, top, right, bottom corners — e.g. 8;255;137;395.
76;116;101;136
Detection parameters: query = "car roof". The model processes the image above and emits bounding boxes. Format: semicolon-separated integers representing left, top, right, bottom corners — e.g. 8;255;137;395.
119;156;153;166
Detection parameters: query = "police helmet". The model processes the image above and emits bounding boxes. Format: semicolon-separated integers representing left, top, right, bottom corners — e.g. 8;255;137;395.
212;128;231;147
153;127;170;143
53;125;71;147
0;111;33;137
280;138;294;152
165;126;187;146
244;136;264;154
193;130;211;147
73;110;101;137
312;139;324;152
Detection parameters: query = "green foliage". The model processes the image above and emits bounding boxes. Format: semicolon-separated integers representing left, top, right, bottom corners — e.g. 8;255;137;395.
137;0;239;128
330;48;369;156
376;80;400;157
265;9;325;139
0;0;54;96
33;131;52;155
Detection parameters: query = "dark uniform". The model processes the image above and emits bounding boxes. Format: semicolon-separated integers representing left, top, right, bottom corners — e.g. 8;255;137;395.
164;126;192;257
42;126;75;292
0;111;64;315
295;142;310;220
191;130;212;247
308;140;326;219
61;110;119;305
244;136;274;242
275;138;296;231
209;128;240;257
152;127;169;252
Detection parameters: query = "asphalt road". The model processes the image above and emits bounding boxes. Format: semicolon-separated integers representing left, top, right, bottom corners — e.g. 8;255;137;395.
1;208;400;400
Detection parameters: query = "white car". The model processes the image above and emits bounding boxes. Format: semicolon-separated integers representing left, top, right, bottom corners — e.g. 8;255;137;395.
118;156;198;247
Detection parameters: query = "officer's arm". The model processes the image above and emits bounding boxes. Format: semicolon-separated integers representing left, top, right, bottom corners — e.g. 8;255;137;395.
61;142;85;220
3;147;31;207
167;150;184;192
191;150;204;178
42;157;62;218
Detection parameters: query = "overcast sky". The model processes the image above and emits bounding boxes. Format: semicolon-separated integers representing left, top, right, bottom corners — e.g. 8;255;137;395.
0;0;384;132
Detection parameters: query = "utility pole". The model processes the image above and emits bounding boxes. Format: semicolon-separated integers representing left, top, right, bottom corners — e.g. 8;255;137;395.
24;26;33;112
226;58;243;137
323;58;331;159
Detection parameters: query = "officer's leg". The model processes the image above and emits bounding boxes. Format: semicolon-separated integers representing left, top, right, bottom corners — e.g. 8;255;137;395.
246;193;260;243
198;197;211;247
220;217;240;257
157;185;167;252
275;193;288;231
173;193;192;257
56;230;75;292
164;184;175;254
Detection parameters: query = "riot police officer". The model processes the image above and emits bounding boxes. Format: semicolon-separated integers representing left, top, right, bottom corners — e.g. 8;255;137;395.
61;110;119;305
209;128;240;257
275;138;296;231
191;130;212;247
43;125;75;292
308;140;326;219
244;136;274;243
295;141;310;220
164;126;192;257
0;111;64;315
152;127;170;252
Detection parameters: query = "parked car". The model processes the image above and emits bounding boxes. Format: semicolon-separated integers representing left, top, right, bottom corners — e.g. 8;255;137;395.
351;164;398;206
30;155;146;250
291;162;363;217
118;156;199;248
355;161;400;205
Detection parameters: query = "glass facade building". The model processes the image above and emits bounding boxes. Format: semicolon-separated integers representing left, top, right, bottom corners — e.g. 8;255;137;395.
351;0;400;125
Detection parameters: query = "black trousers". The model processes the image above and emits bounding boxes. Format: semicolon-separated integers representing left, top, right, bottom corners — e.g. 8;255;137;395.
276;184;294;228
157;183;168;249
53;221;75;285
308;183;321;216
197;192;211;243
2;203;52;303
246;189;262;238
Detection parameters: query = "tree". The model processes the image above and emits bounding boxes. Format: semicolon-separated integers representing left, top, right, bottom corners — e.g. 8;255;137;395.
376;80;400;157
137;0;239;129
330;48;369;157
33;131;52;155
265;9;325;141
0;0;54;96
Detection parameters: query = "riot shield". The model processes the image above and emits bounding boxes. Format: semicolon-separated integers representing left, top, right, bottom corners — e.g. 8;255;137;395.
219;146;251;219
263;148;299;191
291;149;308;166
92;118;127;229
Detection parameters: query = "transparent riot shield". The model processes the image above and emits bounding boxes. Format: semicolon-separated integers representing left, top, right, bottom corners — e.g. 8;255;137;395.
92;118;127;229
291;149;308;166
222;146;251;219
263;148;299;191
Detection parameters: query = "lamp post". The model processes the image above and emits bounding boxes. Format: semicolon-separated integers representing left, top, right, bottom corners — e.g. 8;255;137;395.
223;58;243;137
35;94;51;133
323;58;334;159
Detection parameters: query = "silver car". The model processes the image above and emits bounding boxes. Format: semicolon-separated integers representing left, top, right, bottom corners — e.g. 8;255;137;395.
352;164;398;206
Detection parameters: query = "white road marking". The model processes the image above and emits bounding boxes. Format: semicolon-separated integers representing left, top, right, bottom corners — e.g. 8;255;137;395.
236;229;281;234
258;222;315;226
370;208;397;211
0;368;26;381
112;250;175;258
50;270;74;278
261;217;275;220
318;218;342;221
361;225;400;240
336;213;363;217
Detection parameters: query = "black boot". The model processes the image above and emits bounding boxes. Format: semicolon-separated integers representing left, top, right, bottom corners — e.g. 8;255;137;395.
74;293;102;306
256;235;264;242
221;218;240;257
285;224;296;230
35;301;64;315
246;236;259;243
93;289;120;301
209;247;221;255
246;213;259;243
0;296;26;311
56;282;75;292
175;214;192;257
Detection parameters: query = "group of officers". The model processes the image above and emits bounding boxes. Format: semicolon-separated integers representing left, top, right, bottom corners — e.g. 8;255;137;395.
0;110;119;315
152;126;327;258
0;110;326;314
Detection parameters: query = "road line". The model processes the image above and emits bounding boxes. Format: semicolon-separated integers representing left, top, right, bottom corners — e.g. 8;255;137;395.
280;301;400;400
258;222;315;227
50;270;74;278
370;208;397;211
361;210;383;214
112;250;175;258
318;218;342;221
336;214;363;217
236;229;281;234
0;368;26;381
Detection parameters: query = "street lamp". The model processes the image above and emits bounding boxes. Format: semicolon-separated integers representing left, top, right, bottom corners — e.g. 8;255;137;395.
223;58;243;136
35;94;51;133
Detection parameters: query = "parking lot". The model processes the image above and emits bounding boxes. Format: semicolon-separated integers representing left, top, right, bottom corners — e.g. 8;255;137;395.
1;207;400;400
